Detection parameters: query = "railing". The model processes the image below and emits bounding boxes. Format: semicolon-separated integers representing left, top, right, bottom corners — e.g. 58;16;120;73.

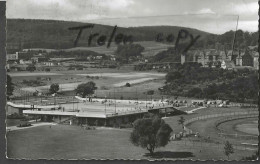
170;139;258;151
184;110;258;126
174;111;258;152
105;108;149;117
23;110;77;116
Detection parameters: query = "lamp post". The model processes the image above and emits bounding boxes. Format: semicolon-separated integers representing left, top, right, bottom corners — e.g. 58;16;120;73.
73;95;74;111
145;83;148;109
105;99;107;115
136;88;138;109
114;88;116;114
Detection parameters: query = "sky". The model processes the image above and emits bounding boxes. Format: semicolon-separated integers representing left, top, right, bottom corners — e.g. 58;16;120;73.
6;0;259;34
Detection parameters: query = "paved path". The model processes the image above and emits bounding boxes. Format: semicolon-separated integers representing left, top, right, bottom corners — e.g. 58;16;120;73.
6;122;57;132
96;127;132;132
186;107;206;114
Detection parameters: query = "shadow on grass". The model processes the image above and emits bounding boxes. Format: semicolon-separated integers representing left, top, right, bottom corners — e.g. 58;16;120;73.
144;151;194;159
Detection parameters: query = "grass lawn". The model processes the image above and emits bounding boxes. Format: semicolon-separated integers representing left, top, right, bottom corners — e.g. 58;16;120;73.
6;119;23;127
186;115;258;146
7;125;145;159
218;118;258;135
7;123;255;160
13;69;166;97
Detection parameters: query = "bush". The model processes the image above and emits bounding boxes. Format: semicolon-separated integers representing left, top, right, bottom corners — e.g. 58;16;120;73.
22;79;45;87
26;65;36;72
84;126;96;130
49;83;59;94
100;86;109;90
108;65;117;68
241;151;258;160
45;68;51;72
17;122;32;127
147;90;154;95
119;123;133;128
7;113;25;119
125;83;131;87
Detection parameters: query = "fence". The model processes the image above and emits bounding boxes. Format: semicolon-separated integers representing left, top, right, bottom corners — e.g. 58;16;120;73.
179;110;258;151
12;96;79;106
171;138;258;152
184;110;259;126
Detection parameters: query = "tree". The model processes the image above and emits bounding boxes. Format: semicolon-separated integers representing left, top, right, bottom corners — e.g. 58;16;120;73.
7;75;14;98
49;83;59;94
178;116;185;132
94;119;99;126
45;68;50;72
130;117;173;155
147;90;154;95
166;71;182;82
242;151;259;160
115;44;144;63
26;65;36;72
125;83;131;87
75;81;97;98
224;141;234;160
187;87;203;97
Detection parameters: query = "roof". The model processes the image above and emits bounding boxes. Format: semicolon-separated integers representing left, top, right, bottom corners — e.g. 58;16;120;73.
190;49;258;60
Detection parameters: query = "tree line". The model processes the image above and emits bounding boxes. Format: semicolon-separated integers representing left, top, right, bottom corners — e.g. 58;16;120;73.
163;63;258;103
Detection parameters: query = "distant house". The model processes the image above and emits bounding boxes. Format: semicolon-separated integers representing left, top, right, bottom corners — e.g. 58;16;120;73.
109;55;116;61
19;59;33;65
6;53;18;61
43;61;55;66
248;45;258;51
253;52;259;69
95;56;103;60
87;56;93;61
192;50;200;62
31;53;48;63
191;100;205;106
242;49;253;67
236;51;242;66
196;51;206;66
221;60;235;70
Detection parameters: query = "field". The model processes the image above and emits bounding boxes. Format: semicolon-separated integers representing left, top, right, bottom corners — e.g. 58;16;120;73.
18;72;165;92
23;41;174;57
9;69;166;99
6;123;255;160
235;120;258;135
63;41;174;57
8;72;62;77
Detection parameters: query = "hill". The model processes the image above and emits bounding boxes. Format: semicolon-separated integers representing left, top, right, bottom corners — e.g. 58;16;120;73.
7;19;210;52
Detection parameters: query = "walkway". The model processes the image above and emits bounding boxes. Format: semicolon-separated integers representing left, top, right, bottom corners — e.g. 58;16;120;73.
185;106;206;114
6;122;57;131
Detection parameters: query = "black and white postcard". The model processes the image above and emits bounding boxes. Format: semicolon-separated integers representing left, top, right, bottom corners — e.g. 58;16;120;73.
4;0;259;160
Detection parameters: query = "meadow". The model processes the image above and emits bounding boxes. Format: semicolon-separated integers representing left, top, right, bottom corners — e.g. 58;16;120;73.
7;122;255;160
